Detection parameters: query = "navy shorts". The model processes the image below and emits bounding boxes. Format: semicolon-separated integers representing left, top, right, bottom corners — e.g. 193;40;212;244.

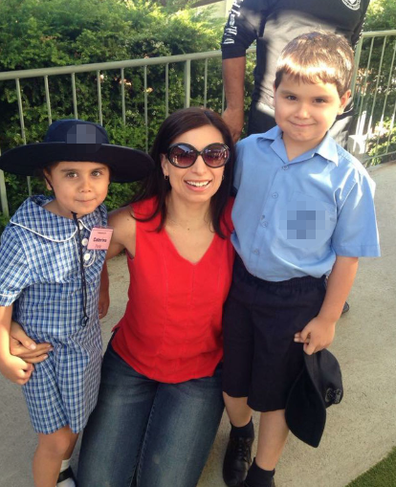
222;256;326;412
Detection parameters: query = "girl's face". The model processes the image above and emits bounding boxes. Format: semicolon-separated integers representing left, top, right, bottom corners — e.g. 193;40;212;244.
160;125;226;206
44;161;110;218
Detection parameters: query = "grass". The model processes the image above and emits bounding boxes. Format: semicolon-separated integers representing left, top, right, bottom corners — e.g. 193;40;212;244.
346;448;396;487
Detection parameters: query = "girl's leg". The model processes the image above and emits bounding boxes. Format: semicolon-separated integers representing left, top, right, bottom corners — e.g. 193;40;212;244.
77;345;158;487
33;426;77;487
57;435;79;486
136;365;224;487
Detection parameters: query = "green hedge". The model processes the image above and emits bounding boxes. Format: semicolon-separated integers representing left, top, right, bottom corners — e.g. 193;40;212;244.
1;0;257;230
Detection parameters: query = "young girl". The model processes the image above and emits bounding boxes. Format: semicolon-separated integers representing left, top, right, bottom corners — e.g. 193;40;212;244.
0;119;153;487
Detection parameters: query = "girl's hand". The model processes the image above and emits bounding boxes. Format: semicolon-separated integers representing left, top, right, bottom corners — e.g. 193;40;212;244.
98;288;110;319
10;321;52;364
294;316;336;355
0;354;34;385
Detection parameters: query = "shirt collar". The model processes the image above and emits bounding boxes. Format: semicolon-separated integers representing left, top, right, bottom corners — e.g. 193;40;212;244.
259;126;340;166
10;195;105;242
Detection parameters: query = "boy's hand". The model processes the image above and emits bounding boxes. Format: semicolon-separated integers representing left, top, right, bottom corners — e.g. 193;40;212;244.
10;321;52;364
294;316;336;355
0;354;34;385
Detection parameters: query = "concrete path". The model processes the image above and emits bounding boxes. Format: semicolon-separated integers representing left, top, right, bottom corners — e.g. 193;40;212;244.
1;162;395;487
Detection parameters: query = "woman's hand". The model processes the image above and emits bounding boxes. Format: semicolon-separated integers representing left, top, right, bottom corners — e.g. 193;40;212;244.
10;321;52;364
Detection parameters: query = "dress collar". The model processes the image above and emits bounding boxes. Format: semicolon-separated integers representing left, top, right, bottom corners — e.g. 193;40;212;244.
10;195;105;242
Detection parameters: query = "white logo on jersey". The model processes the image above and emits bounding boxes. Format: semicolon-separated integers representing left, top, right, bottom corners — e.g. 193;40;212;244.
342;0;361;10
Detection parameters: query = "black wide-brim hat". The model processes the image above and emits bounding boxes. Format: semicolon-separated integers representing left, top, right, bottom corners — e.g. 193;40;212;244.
285;349;343;448
0;119;154;183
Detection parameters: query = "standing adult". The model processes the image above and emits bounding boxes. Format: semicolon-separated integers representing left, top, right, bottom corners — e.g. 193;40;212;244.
221;0;371;146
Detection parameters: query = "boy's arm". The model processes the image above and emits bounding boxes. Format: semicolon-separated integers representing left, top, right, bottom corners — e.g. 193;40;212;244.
295;256;359;355
0;305;34;384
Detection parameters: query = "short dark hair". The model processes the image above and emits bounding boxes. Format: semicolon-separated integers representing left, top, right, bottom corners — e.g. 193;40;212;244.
274;32;354;97
131;107;235;238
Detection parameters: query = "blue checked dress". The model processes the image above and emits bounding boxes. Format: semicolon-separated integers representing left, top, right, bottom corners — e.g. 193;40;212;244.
0;195;107;434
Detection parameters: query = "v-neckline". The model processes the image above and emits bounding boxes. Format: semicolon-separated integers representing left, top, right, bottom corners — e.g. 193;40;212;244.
163;228;217;265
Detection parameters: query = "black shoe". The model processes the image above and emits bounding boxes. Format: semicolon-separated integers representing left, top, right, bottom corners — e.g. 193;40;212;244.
243;479;275;487
57;466;77;486
342;301;350;314
223;436;254;487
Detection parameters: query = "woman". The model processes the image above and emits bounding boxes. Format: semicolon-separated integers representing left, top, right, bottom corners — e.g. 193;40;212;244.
12;107;236;487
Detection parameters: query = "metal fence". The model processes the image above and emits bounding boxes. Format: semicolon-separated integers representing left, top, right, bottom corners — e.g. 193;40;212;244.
351;30;396;165
1;30;396;218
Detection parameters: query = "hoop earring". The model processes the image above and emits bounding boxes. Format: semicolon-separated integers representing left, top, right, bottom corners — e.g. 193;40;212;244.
164;175;169;181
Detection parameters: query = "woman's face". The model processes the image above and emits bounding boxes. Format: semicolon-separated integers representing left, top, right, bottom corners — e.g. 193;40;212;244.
161;125;226;205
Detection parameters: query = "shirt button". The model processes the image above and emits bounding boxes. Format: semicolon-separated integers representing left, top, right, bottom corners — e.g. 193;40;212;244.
263;221;268;227
83;253;91;261
79;223;84;230
253;249;260;255
282;165;289;171
82;238;89;246
260;215;265;221
272;192;278;198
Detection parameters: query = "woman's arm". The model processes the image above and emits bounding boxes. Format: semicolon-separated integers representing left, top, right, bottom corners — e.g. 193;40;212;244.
9;321;52;364
107;206;137;259
0;306;35;384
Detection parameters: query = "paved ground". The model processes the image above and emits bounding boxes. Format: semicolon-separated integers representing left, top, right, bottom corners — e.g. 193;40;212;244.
0;161;395;487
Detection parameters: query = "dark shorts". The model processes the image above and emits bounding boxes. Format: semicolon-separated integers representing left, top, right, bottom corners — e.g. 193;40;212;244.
222;256;326;412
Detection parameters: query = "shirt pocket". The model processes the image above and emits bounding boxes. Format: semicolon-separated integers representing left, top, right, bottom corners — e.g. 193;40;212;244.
278;191;337;250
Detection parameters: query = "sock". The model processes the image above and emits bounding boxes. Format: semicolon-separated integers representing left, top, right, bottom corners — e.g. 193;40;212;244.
230;418;254;439
56;458;75;487
245;459;275;487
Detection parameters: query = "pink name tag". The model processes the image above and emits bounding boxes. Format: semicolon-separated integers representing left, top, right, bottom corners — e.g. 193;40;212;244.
87;227;113;250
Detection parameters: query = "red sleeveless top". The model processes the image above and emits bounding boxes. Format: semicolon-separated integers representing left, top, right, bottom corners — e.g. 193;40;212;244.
112;197;235;383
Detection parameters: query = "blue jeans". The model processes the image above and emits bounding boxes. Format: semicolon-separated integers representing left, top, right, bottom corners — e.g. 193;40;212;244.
77;343;224;487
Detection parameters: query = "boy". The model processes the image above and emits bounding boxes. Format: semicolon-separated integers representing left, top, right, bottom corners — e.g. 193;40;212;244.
222;32;380;487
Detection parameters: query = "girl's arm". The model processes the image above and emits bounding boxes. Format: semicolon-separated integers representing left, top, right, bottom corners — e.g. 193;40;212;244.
0;305;34;384
98;263;110;319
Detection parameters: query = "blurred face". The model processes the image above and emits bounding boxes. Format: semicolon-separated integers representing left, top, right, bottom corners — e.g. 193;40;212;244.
274;74;350;158
161;125;227;205
44;161;110;218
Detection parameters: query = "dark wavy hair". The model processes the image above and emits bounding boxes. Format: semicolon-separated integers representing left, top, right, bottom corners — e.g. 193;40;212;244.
131;107;235;238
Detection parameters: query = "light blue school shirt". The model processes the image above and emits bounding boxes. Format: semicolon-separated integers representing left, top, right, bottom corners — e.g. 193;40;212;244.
231;126;380;282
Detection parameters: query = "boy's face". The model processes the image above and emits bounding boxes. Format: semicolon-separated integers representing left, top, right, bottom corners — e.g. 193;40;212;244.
44;161;110;219
274;74;350;158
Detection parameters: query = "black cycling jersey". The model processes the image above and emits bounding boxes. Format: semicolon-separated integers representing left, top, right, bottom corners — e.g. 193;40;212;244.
221;0;369;111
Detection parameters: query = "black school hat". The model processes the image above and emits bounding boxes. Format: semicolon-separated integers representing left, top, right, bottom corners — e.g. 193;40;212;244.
0;119;154;182
285;349;343;448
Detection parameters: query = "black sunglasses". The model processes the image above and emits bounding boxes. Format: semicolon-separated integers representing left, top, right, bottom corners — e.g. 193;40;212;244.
167;143;230;169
